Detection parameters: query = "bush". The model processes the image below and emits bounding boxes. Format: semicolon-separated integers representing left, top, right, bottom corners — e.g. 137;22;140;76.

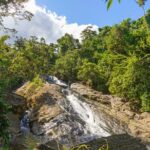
54;51;80;82
77;60;107;92
108;55;150;110
141;93;150;112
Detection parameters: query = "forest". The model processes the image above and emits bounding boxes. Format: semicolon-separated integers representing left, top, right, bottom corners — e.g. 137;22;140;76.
0;4;150;146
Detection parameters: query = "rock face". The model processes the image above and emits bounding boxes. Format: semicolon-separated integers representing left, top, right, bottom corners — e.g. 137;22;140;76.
7;81;64;115
70;83;111;105
15;81;64;136
7;81;65;149
7;80;149;150
71;83;150;144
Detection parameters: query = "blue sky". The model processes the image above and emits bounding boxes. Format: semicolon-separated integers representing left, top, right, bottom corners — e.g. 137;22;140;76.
2;0;150;43
37;0;150;27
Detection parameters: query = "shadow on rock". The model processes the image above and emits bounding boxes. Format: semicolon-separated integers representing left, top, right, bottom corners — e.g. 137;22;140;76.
72;134;147;150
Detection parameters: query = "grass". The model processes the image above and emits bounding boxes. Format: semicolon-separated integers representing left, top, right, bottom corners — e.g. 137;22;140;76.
25;75;44;96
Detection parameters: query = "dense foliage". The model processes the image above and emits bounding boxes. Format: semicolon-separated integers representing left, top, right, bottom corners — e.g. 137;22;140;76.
0;9;150;143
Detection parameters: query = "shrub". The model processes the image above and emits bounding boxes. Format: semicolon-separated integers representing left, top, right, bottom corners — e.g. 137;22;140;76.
141;93;150;112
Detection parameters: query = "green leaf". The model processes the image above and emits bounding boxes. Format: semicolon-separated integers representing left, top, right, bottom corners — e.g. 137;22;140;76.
107;0;113;10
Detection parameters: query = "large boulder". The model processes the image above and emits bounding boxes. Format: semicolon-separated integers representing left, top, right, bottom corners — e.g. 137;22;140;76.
15;82;64;122
15;82;64;107
8;81;65;148
14;82;65;137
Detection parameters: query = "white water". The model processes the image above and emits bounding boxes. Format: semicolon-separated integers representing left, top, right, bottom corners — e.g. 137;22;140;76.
66;92;110;137
48;76;68;87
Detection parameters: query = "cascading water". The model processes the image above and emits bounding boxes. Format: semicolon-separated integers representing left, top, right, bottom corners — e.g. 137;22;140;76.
44;76;111;142
65;91;110;137
46;76;68;87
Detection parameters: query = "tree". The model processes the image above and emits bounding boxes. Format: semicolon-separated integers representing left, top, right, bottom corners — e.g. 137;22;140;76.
80;26;101;62
108;55;150;111
0;81;10;144
0;36;12;144
57;34;80;55
98;51;126;82
54;50;80;82
77;59;107;91
10;37;56;80
0;0;32;31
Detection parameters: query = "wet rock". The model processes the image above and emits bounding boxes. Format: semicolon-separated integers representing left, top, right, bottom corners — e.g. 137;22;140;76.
14;81;64;123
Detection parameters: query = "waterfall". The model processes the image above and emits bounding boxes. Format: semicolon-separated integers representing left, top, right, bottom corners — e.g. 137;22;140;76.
46;76;111;139
48;76;68;87
33;76;112;144
65;91;110;137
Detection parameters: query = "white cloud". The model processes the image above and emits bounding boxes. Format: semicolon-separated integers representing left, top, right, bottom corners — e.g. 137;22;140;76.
1;0;98;43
